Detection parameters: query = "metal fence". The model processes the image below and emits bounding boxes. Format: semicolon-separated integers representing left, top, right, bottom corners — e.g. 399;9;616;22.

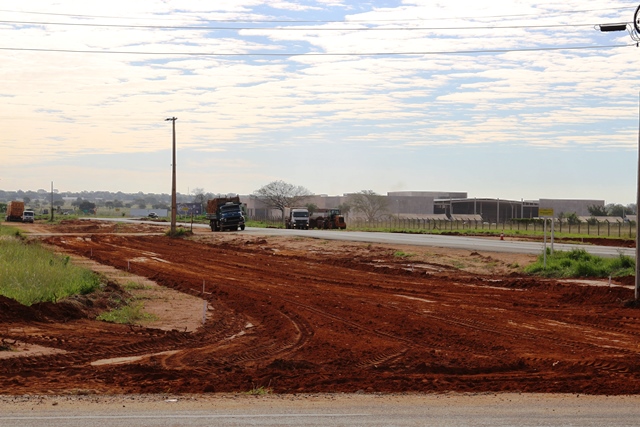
247;214;637;238
348;218;637;238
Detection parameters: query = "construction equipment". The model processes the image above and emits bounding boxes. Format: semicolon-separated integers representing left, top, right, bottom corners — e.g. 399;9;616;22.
206;197;245;232
309;208;346;230
5;201;25;222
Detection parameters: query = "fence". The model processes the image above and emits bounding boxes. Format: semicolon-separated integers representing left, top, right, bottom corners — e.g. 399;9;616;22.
347;218;637;238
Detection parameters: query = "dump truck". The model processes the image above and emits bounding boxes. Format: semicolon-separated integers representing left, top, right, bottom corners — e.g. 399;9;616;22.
206;196;245;232
309;208;346;230
284;207;310;230
5;201;25;222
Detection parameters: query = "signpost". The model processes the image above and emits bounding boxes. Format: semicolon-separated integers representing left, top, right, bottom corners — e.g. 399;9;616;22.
539;208;555;268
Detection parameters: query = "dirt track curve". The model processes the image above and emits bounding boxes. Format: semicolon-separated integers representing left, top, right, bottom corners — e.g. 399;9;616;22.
1;220;640;395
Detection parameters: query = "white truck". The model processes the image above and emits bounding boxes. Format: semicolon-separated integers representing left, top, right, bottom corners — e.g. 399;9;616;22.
22;210;35;223
284;207;310;230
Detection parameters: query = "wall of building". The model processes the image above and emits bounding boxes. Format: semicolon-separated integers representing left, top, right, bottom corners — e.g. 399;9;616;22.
538;199;604;217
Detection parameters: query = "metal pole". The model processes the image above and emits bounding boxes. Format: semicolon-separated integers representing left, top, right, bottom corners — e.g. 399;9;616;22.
543;218;547;269
550;216;554;255
50;181;54;222
635;93;640;301
166;117;178;235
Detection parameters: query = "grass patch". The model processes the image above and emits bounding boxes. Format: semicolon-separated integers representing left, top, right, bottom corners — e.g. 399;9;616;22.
0;224;22;238
244;385;272;395
122;281;152;291
452;260;467;269
96;301;157;324
0;236;101;305
165;227;192;237
393;250;416;258
524;248;635;278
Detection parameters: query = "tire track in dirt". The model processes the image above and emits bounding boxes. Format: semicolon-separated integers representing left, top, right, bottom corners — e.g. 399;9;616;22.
2;228;636;394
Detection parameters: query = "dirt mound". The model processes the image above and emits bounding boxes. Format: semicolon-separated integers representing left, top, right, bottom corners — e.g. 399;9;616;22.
0;282;128;323
0;295;45;322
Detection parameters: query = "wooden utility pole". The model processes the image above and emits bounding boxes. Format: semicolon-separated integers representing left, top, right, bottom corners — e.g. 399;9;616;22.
165;117;178;235
50;181;54;222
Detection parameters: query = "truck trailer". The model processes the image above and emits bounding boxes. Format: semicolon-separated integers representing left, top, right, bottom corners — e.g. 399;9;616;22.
206;197;245;232
5;201;25;222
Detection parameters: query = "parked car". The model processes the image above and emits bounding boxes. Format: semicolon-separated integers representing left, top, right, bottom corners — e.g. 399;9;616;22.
148;212;158;218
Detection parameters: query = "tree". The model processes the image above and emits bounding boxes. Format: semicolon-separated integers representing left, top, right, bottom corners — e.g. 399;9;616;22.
337;202;352;218
305;203;318;215
564;212;580;225
192;188;207;212
627;203;637;215
606;203;634;217
78;200;96;213
349;190;388;221
587;204;607;216
253;180;312;219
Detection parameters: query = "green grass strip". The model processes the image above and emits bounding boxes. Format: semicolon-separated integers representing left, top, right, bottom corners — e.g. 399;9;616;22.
0;236;100;305
524;248;635;279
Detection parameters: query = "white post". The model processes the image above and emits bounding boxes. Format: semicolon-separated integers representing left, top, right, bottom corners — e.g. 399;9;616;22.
543;219;547;269
550;217;555;255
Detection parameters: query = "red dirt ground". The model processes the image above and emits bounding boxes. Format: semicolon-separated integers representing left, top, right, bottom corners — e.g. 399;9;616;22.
1;220;640;395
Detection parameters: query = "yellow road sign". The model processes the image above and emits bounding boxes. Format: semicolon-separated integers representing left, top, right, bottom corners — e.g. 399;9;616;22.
539;208;554;217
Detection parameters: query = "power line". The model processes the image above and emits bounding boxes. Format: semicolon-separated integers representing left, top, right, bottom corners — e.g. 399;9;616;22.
0;18;622;31
0;6;633;24
0;43;633;57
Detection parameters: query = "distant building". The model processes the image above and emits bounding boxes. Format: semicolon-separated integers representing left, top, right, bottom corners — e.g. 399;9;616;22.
241;191;609;223
538;199;604;217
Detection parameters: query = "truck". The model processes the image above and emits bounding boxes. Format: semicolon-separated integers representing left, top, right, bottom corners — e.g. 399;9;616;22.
22;210;35;223
309;208;347;230
5;201;25;222
284;207;310;230
206;196;245;232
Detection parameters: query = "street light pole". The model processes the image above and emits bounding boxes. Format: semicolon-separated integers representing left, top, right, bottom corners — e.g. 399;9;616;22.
165;117;178;235
597;6;640;300
623;94;640;300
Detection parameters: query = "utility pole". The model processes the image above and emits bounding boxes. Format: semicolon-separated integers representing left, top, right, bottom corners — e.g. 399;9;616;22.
624;92;640;301
165;117;178;235
50;181;54;222
596;6;640;300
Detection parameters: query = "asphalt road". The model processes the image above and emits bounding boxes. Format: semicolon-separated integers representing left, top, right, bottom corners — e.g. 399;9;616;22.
148;219;634;258
3;394;640;427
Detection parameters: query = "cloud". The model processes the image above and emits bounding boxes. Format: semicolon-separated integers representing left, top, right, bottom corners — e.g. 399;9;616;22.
1;1;638;202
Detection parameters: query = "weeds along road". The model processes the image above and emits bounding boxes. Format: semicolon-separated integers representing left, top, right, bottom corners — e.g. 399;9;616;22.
97;218;635;258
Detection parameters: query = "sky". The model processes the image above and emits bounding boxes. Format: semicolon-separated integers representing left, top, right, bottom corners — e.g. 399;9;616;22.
2;1;640;204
